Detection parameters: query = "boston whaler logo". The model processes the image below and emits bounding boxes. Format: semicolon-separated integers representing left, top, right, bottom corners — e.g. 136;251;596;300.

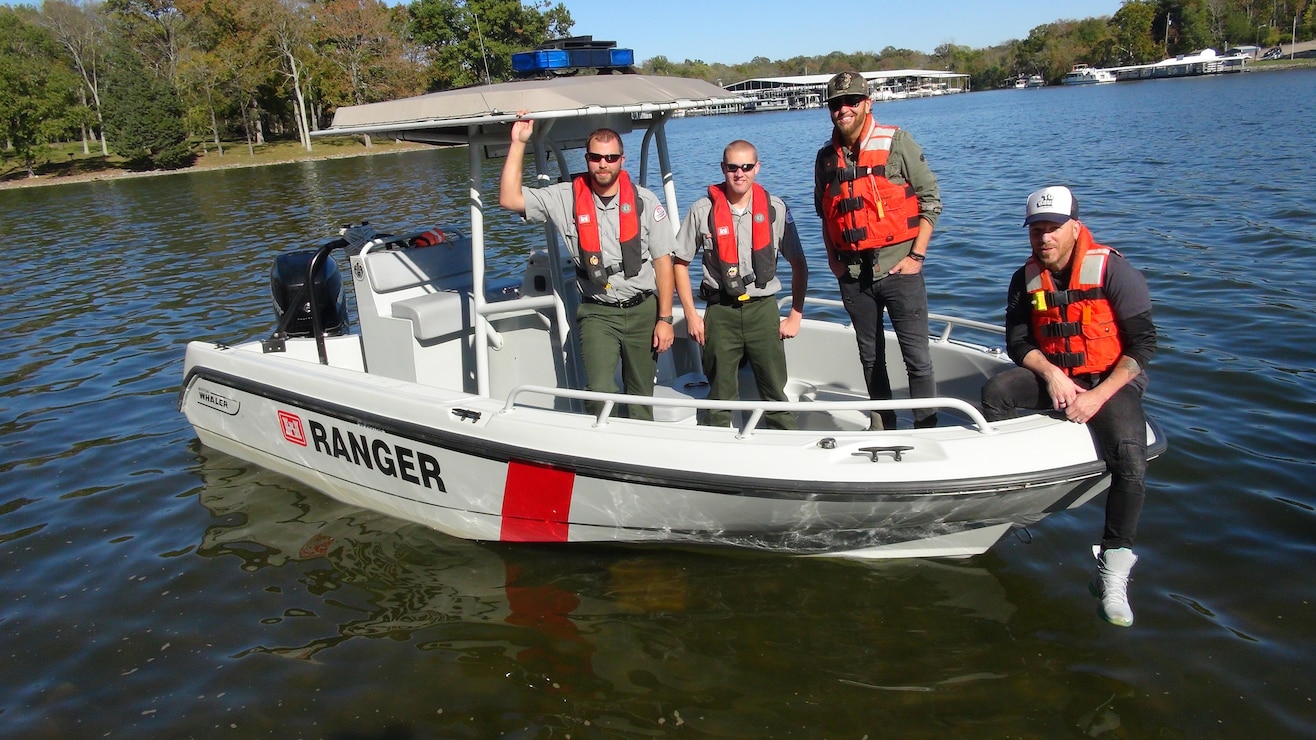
197;385;240;415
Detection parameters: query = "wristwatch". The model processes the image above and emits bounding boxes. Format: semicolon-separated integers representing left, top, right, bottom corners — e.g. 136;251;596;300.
658;315;674;324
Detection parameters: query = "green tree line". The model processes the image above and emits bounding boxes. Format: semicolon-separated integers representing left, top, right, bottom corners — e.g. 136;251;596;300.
2;0;1311;177
1;0;572;175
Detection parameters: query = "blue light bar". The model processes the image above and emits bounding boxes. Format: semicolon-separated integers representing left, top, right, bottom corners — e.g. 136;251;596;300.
512;50;570;73
513;37;635;76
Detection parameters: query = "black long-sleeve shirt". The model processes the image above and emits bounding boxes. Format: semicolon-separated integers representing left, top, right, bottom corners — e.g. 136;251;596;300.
1003;251;1156;389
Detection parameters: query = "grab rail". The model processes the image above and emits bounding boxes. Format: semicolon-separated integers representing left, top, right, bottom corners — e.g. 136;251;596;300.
794;297;1005;343
501;385;996;439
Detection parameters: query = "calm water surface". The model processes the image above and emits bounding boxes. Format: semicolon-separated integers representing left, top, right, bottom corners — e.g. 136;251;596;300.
2;69;1314;737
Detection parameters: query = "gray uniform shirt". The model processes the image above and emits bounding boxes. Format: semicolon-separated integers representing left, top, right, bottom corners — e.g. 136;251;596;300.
522;180;677;303
675;193;803;299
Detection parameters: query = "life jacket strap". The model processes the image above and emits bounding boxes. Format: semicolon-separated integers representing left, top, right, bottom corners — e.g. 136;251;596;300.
1040;321;1083;339
1046;350;1088;368
835;196;866;215
841;227;868;243
1047;287;1104;307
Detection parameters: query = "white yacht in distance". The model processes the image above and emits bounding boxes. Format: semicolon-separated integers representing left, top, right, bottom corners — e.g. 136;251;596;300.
1061;64;1116;85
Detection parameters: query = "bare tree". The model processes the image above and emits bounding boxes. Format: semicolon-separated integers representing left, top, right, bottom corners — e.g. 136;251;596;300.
254;0;314;152
41;0;111;155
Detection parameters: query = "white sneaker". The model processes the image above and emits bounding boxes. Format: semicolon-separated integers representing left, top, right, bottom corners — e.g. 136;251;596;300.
1090;545;1138;627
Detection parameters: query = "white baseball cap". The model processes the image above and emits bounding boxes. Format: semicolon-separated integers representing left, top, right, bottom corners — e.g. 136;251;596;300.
1024;186;1079;226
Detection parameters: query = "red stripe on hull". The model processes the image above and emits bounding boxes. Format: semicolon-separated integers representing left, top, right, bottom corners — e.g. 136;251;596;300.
500;461;575;542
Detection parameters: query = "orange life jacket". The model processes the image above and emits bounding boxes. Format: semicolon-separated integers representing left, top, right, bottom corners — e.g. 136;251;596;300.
706;183;775;298
1026;225;1124;376
818;116;922;251
573;171;643;286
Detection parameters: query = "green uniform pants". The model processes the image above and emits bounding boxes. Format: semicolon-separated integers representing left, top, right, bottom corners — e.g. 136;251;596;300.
700;297;794;430
577;295;658;421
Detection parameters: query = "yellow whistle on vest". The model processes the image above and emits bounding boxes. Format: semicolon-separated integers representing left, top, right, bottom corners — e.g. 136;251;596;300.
737;294;750;302
1031;291;1048;311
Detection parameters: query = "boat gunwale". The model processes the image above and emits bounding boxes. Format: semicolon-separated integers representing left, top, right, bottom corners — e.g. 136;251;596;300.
183;363;1166;502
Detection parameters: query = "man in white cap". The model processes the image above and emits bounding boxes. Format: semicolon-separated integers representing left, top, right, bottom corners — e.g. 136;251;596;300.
981;186;1157;627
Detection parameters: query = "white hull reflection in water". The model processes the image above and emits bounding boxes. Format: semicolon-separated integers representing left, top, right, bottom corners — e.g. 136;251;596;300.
181;74;1164;559
196;444;1017;693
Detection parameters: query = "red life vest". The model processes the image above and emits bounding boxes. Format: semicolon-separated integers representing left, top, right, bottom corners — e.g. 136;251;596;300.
706;183;776;298
1026;225;1124;376
818;116;922;251
573;171;643;287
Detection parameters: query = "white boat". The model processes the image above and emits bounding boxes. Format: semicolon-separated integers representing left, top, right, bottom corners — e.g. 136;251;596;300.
1061;64;1116;85
179;71;1165;560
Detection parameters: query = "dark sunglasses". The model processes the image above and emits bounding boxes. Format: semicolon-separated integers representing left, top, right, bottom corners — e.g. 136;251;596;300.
828;95;868;112
585;152;622;163
721;162;757;173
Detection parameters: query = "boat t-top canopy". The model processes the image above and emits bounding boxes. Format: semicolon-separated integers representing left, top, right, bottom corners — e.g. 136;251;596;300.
317;74;740;144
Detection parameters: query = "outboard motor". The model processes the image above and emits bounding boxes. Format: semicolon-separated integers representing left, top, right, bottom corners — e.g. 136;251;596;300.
270;250;349;337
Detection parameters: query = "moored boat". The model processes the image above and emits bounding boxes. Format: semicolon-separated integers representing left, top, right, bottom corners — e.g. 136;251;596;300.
179;58;1165;560
1062;64;1117;85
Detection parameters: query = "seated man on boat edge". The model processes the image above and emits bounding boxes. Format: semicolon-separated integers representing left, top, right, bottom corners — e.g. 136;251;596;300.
674;139;808;430
981;185;1157;627
499;117;677;421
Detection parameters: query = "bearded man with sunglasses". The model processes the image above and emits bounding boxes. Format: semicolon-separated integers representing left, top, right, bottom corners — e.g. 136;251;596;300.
673;140;809;430
500;119;677;421
814;71;943;430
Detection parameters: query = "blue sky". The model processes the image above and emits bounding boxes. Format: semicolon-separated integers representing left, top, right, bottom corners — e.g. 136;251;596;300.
560;0;1126;65
2;0;1126;67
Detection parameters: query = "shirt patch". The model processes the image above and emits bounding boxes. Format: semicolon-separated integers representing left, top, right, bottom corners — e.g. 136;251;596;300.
653;204;668;222
785;208;794;224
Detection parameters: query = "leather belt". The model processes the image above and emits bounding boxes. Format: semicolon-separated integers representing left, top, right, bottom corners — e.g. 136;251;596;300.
581;291;652;309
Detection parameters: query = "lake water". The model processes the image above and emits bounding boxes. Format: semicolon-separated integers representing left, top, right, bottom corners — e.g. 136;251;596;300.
2;69;1314;737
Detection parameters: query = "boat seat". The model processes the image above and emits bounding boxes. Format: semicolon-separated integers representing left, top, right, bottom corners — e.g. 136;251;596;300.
364;239;472;295
652;371;708;422
391;292;468;342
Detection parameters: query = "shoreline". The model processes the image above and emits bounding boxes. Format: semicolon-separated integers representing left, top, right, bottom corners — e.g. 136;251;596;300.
0;140;433;192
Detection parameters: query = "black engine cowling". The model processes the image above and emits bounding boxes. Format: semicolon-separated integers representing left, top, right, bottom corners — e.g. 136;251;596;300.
270;250;348;337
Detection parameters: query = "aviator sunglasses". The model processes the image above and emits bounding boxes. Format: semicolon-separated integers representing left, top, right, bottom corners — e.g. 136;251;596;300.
827;94;868;112
721;162;757;173
585;152;622;163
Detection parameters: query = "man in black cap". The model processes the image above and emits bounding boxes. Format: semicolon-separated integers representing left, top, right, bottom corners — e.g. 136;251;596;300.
981;185;1157;627
813;70;942;430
